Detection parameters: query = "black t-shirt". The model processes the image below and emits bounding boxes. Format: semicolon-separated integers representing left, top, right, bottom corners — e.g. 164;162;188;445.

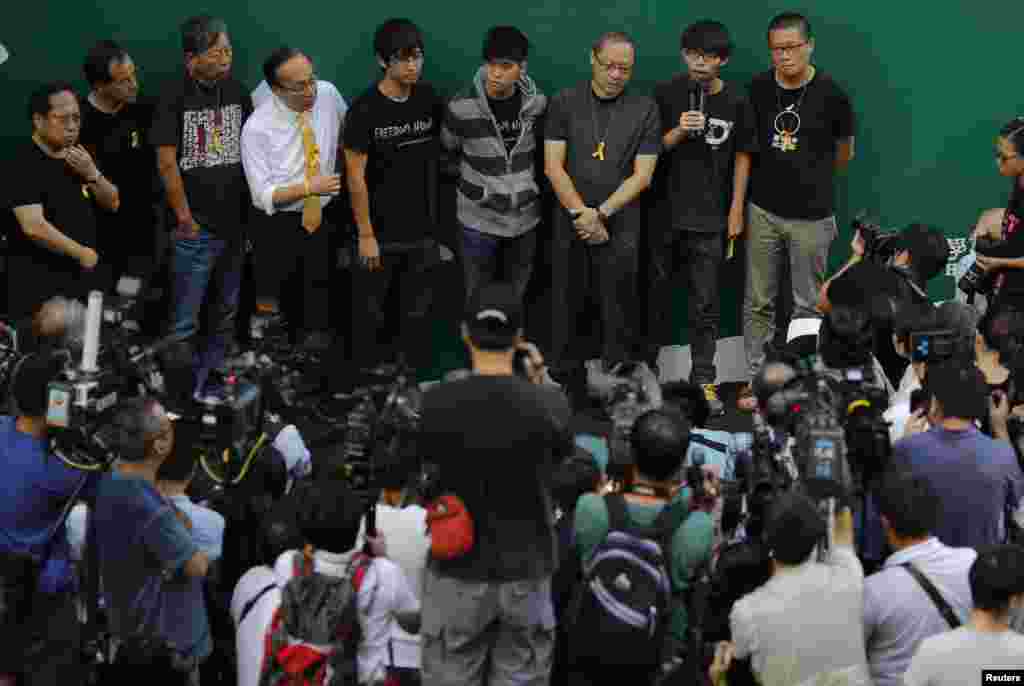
343;82;443;244
545;82;661;207
980;181;1024;297
826;260;929;387
149;75;252;235
418;374;573;582
748;70;855;220
4;141;99;315
488;91;523;153
826;260;910;316
80;96;159;216
654;76;759;232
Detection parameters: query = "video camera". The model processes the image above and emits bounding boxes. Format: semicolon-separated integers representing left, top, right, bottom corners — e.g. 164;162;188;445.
310;362;423;493
754;355;890;501
594;362;662;484
908;329;960;364
853;214;901;264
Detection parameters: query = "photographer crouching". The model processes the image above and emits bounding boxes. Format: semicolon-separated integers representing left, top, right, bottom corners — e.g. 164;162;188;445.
0;352;101;686
819;221;949;390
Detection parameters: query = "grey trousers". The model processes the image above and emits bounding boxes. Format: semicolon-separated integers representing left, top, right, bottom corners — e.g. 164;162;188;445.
743;202;837;377
421;566;555;686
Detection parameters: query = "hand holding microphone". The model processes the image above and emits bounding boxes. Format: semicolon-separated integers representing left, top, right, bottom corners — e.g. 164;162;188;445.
681;80;707;139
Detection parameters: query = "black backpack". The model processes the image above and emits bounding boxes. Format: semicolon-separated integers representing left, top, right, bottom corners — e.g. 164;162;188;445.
568;493;691;668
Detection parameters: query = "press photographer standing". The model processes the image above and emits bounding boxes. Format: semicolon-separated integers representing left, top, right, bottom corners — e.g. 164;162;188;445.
418;283;572;686
0;352;100;686
973;117;1024;312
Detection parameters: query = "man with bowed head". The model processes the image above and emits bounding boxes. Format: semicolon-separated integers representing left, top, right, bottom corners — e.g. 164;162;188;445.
544;31;660;381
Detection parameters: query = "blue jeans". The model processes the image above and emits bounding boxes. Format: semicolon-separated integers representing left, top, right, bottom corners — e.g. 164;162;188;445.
169;229;244;393
460;225;536;304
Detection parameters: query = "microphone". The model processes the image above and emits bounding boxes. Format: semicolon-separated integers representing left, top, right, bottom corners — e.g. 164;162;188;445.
688;79;702;112
686;79;706;139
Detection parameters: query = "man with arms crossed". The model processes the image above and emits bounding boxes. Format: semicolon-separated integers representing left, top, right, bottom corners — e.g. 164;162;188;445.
6;82;118;320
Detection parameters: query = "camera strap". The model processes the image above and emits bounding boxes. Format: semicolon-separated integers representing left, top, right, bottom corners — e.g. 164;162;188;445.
238;582;278;626
900;562;961;629
891;265;929;302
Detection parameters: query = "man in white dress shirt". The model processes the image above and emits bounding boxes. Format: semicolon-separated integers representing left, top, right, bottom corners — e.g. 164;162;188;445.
241;47;346;349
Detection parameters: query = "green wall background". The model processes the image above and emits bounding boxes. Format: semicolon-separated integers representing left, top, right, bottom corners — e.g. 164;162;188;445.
1;2;1019;376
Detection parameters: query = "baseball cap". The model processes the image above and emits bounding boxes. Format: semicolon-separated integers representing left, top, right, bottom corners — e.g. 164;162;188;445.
464;282;523;345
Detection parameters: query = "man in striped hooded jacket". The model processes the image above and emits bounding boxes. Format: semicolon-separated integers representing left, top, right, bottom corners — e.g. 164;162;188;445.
442;25;547;304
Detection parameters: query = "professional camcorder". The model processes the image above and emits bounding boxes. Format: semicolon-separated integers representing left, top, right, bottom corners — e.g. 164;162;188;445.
595;362;663;484
753;355;890;501
853;214;900;264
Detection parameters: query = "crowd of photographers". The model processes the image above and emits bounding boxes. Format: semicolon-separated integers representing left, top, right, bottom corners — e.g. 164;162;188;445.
4;243;1024;686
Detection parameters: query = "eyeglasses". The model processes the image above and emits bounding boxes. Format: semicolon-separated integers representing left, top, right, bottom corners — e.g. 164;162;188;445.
48;113;81;127
202;45;233;60
770;41;808;57
593;53;634;76
112;73;138;88
278;74;318;95
682;49;723;63
388;50;425;66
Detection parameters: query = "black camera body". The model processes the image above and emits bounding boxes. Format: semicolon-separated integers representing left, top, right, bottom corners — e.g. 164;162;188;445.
853;215;900;263
908;329;959;364
758;358;890;498
959;237;1000;299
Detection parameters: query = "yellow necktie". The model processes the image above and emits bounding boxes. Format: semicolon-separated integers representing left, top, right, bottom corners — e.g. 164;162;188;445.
299;112;322;233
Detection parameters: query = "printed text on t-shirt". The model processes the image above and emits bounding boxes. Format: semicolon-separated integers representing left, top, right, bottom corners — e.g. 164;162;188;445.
374;118;434;141
180;104;244;171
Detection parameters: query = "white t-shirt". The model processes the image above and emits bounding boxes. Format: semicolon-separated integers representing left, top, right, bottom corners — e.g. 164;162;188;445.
231;566;283;686
732;546;871;686
357;504;429;596
232;549;420;686
356;504;430;667
904;627;1024;686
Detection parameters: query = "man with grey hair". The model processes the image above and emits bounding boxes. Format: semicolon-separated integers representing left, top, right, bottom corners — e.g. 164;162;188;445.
151;15;252;403
94;398;211;681
544;31;660;380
